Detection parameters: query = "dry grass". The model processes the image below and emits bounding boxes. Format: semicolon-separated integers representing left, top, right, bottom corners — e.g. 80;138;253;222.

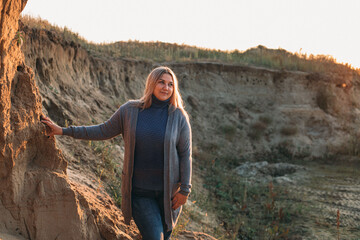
20;15;360;76
248;116;272;140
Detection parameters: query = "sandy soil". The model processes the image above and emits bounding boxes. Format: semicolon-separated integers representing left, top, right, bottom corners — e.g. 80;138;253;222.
0;233;26;240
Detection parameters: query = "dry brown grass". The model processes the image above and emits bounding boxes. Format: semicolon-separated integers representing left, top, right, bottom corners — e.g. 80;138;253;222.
20;15;360;76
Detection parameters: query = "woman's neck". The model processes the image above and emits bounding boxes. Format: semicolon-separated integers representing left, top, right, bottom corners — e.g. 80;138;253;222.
151;95;170;108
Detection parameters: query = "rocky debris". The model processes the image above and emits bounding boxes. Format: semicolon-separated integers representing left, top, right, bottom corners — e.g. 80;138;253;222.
235;161;306;183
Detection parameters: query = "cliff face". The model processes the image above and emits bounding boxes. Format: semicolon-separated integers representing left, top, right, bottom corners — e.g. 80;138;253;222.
175;63;360;157
0;1;139;239
2;2;360;239
18;20;360;237
20;22;360;160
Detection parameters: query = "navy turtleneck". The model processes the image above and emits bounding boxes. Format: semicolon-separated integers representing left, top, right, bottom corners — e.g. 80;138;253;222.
132;95;170;191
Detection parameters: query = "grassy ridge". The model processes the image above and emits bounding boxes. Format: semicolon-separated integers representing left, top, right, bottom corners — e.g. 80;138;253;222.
20;15;359;76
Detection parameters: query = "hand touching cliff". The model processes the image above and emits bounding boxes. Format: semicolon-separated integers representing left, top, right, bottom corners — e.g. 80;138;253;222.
41;115;63;136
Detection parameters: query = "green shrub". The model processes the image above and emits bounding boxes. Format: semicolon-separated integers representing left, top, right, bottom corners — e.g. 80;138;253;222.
254;144;294;163
248;121;268;140
220;124;237;140
280;126;298;136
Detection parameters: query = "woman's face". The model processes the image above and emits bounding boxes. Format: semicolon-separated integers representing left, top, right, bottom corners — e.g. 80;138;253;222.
153;73;174;101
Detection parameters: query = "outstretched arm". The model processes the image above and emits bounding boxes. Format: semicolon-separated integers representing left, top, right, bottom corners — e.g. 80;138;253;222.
41;107;123;141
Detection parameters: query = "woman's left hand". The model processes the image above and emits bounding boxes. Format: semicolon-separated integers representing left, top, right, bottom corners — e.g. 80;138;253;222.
172;192;188;210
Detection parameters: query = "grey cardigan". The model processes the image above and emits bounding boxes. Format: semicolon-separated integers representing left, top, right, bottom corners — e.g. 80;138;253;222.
62;100;192;230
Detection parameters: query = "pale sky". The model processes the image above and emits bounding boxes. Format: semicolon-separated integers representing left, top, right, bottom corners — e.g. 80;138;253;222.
22;0;360;68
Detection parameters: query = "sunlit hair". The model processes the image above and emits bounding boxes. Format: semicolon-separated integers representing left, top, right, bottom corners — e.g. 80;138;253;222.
140;66;187;116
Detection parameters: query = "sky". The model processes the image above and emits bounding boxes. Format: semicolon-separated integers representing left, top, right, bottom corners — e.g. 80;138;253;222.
22;0;360;68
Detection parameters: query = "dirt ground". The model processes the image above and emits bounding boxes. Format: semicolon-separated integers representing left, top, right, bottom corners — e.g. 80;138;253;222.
286;159;360;240
0;233;26;240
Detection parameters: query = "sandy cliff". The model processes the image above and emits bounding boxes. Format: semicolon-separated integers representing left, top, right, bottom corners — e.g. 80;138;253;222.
1;1;218;239
0;1;139;239
20;23;360;160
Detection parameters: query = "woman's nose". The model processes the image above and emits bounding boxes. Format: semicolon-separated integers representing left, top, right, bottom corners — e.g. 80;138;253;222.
163;84;169;90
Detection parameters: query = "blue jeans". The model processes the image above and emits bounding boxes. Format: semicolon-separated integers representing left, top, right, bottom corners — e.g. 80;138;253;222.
132;187;172;240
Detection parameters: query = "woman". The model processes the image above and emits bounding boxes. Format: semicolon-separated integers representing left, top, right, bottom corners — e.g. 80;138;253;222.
41;66;192;240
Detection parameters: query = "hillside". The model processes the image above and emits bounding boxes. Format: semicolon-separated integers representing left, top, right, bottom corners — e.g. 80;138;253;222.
1;6;360;239
20;18;360;239
19;16;360;161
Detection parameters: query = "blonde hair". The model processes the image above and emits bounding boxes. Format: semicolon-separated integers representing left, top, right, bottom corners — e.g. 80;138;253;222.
140;66;186;113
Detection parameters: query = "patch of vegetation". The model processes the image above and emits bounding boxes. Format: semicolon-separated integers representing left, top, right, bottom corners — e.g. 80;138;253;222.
328;132;360;157
220;124;237;141
254;144;295;163
280;126;298;136
172;208;191;237
89;140;122;207
15;31;24;46
248;116;272;141
347;133;360;156
48;85;59;94
259;115;273;125
20;15;360;76
248;121;268;141
193;153;305;239
254;143;312;164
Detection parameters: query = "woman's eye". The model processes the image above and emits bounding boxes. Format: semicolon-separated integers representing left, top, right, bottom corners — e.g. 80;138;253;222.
158;80;173;87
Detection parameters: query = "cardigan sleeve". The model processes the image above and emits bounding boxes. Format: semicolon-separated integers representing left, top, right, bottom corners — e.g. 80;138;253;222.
176;115;192;196
62;106;123;140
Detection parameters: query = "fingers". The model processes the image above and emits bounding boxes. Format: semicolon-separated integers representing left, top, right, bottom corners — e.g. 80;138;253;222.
172;193;188;210
41;119;51;126
172;197;178;208
172;202;180;210
40;117;55;137
40;115;52;126
172;199;182;210
171;195;178;210
41;122;54;137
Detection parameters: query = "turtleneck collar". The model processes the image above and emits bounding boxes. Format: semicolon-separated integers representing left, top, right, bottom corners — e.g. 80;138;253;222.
151;95;170;108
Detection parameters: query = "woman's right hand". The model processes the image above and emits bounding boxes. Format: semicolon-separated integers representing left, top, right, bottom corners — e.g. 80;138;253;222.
41;115;63;136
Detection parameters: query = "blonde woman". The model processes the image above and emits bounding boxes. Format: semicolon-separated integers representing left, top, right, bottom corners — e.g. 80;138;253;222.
42;66;192;240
